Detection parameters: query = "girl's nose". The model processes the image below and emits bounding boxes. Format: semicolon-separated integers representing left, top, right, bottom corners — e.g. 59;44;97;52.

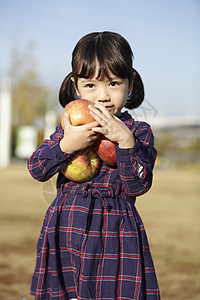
97;87;110;102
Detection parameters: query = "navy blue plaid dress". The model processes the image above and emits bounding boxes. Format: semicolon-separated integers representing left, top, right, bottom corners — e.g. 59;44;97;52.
28;111;160;299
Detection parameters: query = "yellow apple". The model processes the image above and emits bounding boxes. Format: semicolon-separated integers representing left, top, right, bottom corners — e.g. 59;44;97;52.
61;148;100;182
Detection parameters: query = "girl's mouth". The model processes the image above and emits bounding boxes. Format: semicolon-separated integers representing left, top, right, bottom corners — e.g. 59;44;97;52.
105;106;114;111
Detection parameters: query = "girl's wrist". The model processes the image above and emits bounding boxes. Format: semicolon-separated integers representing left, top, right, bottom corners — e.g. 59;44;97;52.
59;139;73;154
118;135;135;149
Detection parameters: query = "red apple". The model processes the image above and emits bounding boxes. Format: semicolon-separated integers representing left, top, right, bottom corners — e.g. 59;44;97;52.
61;148;100;182
60;99;99;182
94;136;117;167
61;99;95;128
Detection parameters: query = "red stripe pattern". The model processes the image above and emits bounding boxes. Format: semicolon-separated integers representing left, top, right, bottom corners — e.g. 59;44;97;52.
28;111;160;299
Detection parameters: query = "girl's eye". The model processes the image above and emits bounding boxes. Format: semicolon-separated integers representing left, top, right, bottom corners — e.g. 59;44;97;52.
86;83;94;88
110;81;118;87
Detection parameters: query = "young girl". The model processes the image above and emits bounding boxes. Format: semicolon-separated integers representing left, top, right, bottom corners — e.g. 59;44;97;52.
28;31;160;300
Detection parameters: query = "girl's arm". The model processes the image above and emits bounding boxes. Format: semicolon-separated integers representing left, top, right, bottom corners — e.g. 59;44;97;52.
27;114;100;182
27;124;75;182
89;104;156;197
115;121;157;197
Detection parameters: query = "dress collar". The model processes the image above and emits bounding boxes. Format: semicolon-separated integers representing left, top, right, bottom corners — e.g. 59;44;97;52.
118;110;133;122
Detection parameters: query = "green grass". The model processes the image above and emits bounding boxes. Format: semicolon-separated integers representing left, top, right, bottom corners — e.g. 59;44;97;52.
0;163;200;299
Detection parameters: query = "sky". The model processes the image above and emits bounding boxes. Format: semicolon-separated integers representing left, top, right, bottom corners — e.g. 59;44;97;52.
0;0;200;118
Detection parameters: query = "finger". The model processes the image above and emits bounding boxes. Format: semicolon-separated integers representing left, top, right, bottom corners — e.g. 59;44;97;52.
62;113;71;130
92;126;108;136
90;132;101;141
83;121;100;129
89;110;107;126
88;104;111;120
94;103;113;119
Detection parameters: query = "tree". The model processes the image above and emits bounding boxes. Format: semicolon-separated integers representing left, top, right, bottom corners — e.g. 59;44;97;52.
9;41;50;126
12;69;49;126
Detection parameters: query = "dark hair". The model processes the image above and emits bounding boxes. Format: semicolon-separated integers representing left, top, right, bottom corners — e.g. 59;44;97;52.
59;31;144;109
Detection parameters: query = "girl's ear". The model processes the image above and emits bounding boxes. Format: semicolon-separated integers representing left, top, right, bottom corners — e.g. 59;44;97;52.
128;70;137;93
71;77;81;97
128;73;135;94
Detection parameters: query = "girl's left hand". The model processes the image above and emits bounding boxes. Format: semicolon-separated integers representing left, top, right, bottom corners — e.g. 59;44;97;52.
88;104;135;149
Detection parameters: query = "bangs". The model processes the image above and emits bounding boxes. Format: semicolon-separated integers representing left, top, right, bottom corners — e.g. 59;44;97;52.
72;32;133;81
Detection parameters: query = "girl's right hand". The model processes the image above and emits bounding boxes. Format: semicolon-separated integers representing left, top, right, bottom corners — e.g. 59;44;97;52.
59;113;100;153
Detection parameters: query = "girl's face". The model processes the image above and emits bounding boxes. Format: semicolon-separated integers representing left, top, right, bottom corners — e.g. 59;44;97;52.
74;67;132;116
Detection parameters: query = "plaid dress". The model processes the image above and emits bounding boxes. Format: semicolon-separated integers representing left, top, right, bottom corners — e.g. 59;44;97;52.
28;111;160;300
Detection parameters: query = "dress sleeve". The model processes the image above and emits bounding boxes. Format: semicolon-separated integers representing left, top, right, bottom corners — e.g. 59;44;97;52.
27;124;75;182
115;121;157;197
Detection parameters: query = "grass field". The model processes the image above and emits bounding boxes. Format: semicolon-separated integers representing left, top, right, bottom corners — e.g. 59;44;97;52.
0;162;200;299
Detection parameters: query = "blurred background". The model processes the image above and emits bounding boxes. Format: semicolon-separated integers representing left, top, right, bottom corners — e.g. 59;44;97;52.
0;0;200;299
